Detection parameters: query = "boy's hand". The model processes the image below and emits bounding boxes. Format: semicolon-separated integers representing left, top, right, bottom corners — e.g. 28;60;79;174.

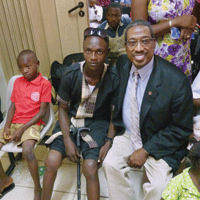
10;127;24;142
3;128;12;142
98;141;111;168
65;138;81;163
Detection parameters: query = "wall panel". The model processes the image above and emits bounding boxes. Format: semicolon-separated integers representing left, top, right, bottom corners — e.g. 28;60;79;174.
0;0;89;83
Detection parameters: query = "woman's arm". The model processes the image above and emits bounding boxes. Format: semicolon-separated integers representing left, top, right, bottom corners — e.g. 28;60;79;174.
131;0;196;39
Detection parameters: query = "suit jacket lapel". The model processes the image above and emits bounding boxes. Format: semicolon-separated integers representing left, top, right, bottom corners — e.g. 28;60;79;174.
140;56;161;128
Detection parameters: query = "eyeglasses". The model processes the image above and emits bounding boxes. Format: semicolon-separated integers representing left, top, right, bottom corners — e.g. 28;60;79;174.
126;38;154;48
84;28;109;41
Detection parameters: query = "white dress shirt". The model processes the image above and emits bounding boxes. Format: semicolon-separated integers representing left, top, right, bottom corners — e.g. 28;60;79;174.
89;5;103;28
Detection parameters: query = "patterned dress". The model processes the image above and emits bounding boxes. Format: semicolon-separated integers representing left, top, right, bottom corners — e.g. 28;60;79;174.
148;0;195;81
97;0;111;7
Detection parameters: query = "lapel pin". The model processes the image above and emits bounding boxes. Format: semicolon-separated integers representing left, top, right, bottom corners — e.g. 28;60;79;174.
148;91;152;96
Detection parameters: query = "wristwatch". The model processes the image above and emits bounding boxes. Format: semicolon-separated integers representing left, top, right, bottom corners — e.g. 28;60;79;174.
105;137;113;145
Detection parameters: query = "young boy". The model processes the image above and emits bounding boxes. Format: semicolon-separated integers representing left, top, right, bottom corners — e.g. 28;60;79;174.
0;50;52;200
42;28;119;200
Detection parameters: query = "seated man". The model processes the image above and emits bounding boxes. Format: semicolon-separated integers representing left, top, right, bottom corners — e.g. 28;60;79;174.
42;28;119;200
0;50;52;200
98;2;131;62
103;20;193;200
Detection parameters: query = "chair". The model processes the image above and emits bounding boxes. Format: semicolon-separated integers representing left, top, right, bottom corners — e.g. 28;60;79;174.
51;53;85;95
0;75;55;175
115;53;129;72
63;52;84;66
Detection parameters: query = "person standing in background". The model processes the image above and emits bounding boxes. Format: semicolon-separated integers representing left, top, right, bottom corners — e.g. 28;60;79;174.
131;0;196;81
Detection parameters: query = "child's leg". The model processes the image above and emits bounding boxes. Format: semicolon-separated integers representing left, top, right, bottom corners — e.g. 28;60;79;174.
82;159;99;200
0;142;14;193
42;149;63;200
22;139;41;200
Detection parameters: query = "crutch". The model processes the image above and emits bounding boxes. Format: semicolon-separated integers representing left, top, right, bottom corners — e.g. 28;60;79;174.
77;127;90;200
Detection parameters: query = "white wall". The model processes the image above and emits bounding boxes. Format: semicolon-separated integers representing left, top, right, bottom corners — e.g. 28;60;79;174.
0;62;8;114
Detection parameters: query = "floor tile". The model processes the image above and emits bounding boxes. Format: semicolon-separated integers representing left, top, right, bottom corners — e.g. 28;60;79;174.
73;194;109;200
11;160;45;188
50;191;76;200
51;163;77;193
2;186;34;200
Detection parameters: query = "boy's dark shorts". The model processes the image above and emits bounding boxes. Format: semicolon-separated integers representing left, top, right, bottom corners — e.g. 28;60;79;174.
50;124;100;161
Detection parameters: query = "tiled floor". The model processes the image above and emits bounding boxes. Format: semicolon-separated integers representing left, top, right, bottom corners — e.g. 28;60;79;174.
0;145;109;200
0;107;109;200
0;105;148;200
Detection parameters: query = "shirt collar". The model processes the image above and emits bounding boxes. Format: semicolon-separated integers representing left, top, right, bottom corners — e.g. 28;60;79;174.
22;73;43;85
105;20;123;30
130;56;154;81
80;61;108;80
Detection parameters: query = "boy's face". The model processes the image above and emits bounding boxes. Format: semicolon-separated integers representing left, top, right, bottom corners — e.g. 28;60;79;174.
18;53;39;81
83;36;109;72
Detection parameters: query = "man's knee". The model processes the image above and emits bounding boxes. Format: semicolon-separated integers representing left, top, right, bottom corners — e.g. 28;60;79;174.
102;155;115;173
82;159;98;178
44;150;62;172
143;177;169;197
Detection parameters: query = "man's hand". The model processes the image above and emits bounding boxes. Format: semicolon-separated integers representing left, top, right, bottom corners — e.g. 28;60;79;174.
10;126;24;142
65;138;81;163
127;148;149;168
97;141;112;168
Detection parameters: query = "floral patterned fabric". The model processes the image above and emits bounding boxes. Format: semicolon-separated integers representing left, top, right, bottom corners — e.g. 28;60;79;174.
97;0;111;7
162;167;200;200
148;0;195;81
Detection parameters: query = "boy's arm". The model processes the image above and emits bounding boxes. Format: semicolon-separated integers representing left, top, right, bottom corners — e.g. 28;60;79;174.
97;75;120;166
98;120;117;167
10;102;49;142
58;102;81;163
3;102;16;140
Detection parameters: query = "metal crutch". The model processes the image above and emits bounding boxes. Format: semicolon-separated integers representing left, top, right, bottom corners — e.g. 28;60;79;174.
77;127;90;200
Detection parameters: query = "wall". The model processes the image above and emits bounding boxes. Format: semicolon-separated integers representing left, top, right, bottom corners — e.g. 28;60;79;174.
0;0;89;83
0;61;8;114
